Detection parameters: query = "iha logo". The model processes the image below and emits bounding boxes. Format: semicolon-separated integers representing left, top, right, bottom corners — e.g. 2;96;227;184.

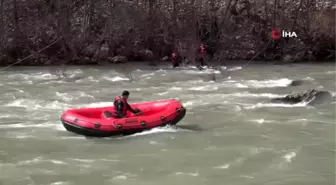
271;28;298;39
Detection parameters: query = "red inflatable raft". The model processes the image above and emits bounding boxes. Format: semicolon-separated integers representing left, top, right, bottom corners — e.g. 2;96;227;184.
60;99;186;137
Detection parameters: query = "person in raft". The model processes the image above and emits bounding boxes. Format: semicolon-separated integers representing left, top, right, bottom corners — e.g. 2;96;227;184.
113;90;142;118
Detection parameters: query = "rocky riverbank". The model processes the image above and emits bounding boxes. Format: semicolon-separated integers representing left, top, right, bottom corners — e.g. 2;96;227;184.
0;0;335;66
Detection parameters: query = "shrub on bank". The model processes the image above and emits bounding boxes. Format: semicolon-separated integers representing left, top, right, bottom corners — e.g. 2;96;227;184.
0;0;334;66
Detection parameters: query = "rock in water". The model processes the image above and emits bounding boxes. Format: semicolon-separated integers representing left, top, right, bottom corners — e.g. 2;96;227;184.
270;89;333;105
308;91;334;106
289;80;304;86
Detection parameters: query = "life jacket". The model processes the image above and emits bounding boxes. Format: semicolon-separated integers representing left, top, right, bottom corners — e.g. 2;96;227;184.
114;96;128;116
200;45;207;57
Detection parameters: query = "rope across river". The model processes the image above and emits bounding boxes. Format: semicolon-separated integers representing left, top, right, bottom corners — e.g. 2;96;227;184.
0;38;62;71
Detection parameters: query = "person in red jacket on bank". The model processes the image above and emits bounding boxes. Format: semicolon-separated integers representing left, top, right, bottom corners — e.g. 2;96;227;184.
198;43;208;67
113;90;141;118
171;51;182;68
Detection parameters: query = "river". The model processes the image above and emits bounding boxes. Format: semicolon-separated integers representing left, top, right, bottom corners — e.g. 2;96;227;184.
0;63;335;185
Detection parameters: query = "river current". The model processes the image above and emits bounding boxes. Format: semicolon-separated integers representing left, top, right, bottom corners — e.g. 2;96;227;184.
0;63;335;185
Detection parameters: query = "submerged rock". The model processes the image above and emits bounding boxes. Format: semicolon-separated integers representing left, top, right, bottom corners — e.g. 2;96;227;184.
271;89;333;105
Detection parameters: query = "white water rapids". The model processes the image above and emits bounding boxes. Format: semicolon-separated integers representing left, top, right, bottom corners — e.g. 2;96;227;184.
0;63;335;185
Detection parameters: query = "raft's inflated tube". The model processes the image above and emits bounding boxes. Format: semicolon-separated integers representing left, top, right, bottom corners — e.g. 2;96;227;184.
60;99;186;137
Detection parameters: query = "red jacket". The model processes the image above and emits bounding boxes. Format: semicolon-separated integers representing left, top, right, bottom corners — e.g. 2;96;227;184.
199;44;207;57
113;96;129;117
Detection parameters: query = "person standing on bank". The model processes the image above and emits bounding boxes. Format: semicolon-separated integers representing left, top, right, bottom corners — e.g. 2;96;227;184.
171;51;183;68
197;43;208;69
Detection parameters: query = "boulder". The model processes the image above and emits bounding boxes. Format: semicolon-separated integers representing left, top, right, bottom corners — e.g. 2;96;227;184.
97;43;109;60
108;56;127;63
82;43;98;58
288;80;304;86
271;89;333;105
116;46;128;56
162;56;169;61
138;49;154;61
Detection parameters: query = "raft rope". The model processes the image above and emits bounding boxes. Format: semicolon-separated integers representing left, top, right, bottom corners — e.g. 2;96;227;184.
0;36;271;71
213;39;272;72
0;38;62;71
241;39;272;68
110;104;183;129
208;39;272;80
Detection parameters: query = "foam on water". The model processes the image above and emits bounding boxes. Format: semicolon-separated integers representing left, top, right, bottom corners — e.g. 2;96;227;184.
157;91;169;96
140;72;155;77
7;87;25;93
283;151;297;162
0;123;53;129
331;92;336;97
170;87;183;91
175;171;200;177
177;92;282;109
0;114;21;118
55;91;95;102
227;66;242;71
5;99;43;109
214;164;230;169
112;175;127;180
85;76;100;82
68;158;95;163
156;69;166;72
228;92;284;98
124;125;179;138
5;99;69;110
7;72;58;81
181;99;213;108
184;68;220;75
55;92;73;101
245;102;308;109
250;119;275;125
14;156;67;166
233;83;249;88
83;101;113;108
326;71;336;74
188;84;219;91
302;76;315;81
102;76;129;82
50;182;72;185
243;78;293;88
